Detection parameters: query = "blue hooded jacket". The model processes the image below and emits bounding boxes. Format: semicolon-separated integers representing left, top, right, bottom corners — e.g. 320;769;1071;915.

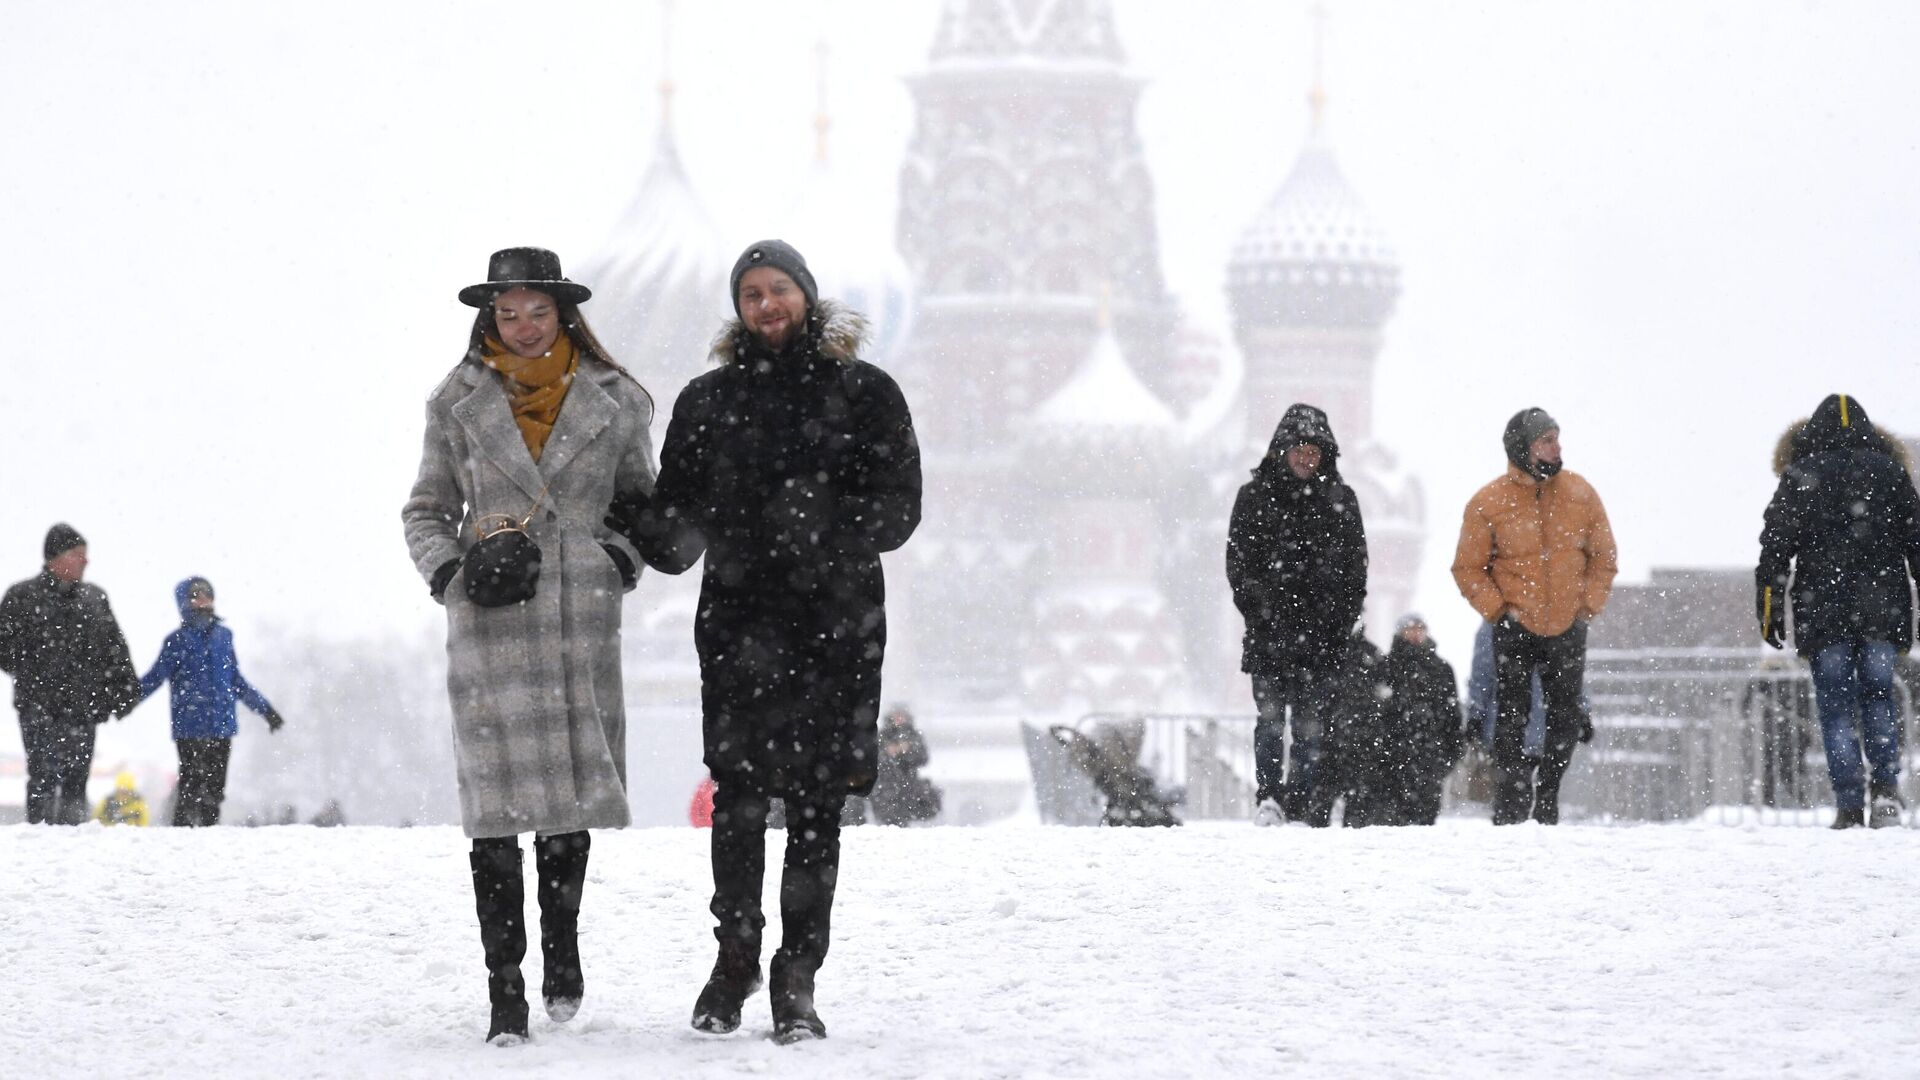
138;578;274;739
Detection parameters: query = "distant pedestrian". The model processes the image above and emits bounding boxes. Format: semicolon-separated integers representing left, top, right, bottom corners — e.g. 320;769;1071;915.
1452;409;1617;825
609;239;922;1043
0;525;142;824
870;705;942;826
403;247;660;1045
135;577;284;827
1377;616;1466;825
1226;404;1368;828
1756;393;1920;828
95;771;150;826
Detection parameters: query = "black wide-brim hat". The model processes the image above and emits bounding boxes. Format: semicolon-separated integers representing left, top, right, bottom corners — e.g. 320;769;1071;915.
458;246;592;308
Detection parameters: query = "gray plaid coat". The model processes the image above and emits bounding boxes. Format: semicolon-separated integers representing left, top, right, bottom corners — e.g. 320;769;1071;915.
402;355;656;838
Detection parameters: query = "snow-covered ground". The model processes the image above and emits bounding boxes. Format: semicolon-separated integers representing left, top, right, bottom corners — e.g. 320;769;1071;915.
7;820;1916;1079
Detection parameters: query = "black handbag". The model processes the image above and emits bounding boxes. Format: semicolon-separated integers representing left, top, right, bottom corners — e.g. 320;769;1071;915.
464;488;548;608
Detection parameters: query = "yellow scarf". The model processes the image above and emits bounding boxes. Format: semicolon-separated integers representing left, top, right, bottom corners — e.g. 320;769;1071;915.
481;334;577;461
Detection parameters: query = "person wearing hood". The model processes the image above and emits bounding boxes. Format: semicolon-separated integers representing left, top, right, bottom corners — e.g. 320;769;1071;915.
403;247;659;1046
0;524;142;825
1226;403;1369;827
1756;393;1920;829
606;240;921;1043
95;770;150;826
1452;408;1617;825
135;577;282;827
1378;616;1467;825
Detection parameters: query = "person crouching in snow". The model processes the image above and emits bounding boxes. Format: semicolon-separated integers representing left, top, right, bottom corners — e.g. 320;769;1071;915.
608;239;922;1043
135;577;283;827
95;770;150;826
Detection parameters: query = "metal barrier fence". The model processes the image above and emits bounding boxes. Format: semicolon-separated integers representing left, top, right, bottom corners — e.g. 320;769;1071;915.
1030;670;1915;826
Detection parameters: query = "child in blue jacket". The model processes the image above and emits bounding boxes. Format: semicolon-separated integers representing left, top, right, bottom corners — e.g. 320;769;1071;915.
138;577;284;826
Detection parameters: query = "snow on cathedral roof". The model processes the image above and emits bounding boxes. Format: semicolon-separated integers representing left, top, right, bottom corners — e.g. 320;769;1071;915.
928;0;1125;65
575;125;732;382
1226;123;1400;329
1032;322;1177;437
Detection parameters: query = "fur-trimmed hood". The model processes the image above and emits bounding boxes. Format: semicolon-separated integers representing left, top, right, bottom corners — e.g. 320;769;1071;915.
708;299;870;367
1773;397;1913;476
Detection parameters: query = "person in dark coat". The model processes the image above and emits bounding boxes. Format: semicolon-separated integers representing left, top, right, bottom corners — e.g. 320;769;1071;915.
1328;632;1392;828
1225;404;1368;827
1377;615;1466;825
134;577;284;827
608;239;921;1043
1756;393;1920;829
0;525;141;824
403;247;659;1046
870;705;941;826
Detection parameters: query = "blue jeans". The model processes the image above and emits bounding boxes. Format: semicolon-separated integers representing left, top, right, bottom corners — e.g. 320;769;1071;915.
1808;641;1901;809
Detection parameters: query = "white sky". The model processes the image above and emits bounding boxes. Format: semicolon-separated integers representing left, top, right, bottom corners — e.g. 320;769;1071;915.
5;1;1919;761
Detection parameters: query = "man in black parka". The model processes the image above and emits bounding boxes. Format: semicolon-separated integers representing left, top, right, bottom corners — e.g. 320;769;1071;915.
0;524;141;824
610;240;920;1043
1226;404;1368;827
1757;393;1920;828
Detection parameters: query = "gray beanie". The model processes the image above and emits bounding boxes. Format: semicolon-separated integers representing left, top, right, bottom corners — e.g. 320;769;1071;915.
729;239;818;318
43;523;86;562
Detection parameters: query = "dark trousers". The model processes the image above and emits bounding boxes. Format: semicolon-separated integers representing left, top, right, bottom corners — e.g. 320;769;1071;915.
709;782;844;972
173;738;233;827
19;706;97;825
1491;619;1588;823
1251;671;1335;824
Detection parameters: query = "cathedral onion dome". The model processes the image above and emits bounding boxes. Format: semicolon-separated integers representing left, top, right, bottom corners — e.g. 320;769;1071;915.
1226;123;1400;331
927;0;1126;65
1025;320;1177;492
574;125;733;393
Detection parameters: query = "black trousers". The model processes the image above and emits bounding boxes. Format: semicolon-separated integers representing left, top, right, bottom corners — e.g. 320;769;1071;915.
1251;670;1336;824
709;782;844;971
173;738;233;827
1492;619;1589;821
19;706;97;825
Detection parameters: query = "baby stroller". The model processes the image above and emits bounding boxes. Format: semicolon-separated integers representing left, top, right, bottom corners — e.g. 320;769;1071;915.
1049;721;1183;827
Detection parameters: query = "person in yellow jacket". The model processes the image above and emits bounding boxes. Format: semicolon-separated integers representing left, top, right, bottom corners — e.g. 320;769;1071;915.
1452;408;1617;824
94;770;149;826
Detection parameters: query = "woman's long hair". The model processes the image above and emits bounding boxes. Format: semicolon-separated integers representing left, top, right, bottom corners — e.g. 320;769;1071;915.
464;292;654;413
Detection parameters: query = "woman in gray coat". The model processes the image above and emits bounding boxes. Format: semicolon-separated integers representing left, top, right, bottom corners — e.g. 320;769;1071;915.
402;247;657;1046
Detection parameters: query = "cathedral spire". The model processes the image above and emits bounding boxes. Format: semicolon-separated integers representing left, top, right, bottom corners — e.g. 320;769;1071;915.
658;0;678;129
1307;3;1328;135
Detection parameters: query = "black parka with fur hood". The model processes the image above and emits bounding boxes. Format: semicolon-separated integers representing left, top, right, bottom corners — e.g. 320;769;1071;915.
1757;394;1920;657
633;301;922;797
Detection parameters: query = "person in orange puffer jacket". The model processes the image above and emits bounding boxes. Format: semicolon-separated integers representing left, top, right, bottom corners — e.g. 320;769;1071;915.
1451;408;1617;825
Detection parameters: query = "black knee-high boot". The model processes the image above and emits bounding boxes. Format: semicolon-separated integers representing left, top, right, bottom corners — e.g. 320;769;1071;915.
771;795;842;1043
471;840;529;1045
535;831;590;1022
694;786;767;1034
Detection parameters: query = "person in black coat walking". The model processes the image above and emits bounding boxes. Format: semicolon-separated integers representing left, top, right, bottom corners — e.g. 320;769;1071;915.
609;240;921;1043
1226;404;1368;827
0;525;141;824
1377;615;1466;825
1756;393;1920;828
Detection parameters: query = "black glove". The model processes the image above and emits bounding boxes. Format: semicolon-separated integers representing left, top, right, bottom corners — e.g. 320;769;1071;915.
429;558;461;603
1757;584;1786;650
264;709;285;733
602;543;638;590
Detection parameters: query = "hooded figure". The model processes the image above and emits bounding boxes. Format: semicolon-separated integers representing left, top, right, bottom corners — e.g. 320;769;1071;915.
1226;403;1368;825
1756;393;1920;828
1452;408;1616;825
136;577;282;828
609;239;921;1043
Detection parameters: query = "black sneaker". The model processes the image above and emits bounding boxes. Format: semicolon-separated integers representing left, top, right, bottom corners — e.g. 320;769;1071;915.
1831;807;1866;830
1870;788;1906;829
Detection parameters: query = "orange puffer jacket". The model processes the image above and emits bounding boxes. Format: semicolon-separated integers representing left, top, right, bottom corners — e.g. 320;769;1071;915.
1451;466;1618;636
